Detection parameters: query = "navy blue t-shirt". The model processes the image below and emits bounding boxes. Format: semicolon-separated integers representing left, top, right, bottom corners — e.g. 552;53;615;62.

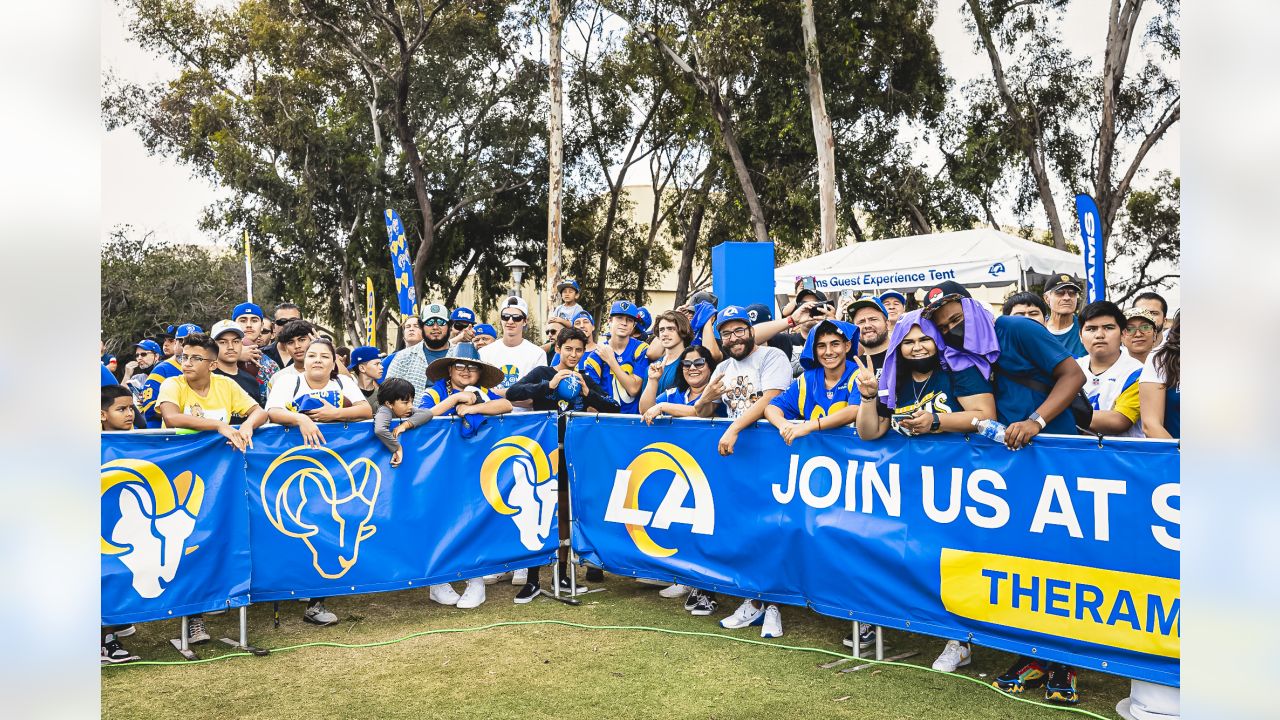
1047;316;1087;358
992;315;1077;435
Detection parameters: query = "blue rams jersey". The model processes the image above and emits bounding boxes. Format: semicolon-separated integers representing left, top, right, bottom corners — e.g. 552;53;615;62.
420;378;500;414
138;356;184;427
769;361;862;421
581;338;650;414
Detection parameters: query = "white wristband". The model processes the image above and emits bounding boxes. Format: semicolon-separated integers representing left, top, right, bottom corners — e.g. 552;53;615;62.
1030;413;1046;429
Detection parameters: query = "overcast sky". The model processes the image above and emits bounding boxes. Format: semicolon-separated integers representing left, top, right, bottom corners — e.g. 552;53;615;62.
101;0;1180;251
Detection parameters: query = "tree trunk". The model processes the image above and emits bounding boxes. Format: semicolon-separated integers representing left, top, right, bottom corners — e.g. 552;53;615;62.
848;210;866;243
675;168;716;305
445;247;483;307
966;0;1067;250
801;0;838;252
546;0;565;322
394;56;437;296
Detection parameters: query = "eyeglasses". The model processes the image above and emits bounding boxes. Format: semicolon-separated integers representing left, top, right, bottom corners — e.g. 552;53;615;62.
452;322;473;331
423;318;447;327
274;317;299;326
1122;323;1156;335
500;314;525;322
176;354;211;364
721;327;751;340
451;362;479;372
680;358;708;369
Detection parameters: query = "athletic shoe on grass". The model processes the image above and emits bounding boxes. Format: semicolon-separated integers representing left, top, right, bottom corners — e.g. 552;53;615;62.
101;634;140;664
186;615;211;644
842;624;877;650
931;640;972;672
688;592;717;616
760;604;783;638
720;599;764;629
1044;664;1079;704
659;583;689;598
556;576;588;595
514;583;541;604
428;583;461;606
113;624;136;638
993;656;1046;693
511;568;528;586
303;603;337;626
456;579;486;609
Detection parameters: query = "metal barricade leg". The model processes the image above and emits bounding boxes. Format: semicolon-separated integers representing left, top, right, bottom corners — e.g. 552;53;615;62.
170;616;197;660
851;620;861;659
219;606;270;656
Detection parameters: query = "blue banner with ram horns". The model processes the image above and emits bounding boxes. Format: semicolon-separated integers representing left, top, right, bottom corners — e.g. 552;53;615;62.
566;414;1180;686
101;432;252;626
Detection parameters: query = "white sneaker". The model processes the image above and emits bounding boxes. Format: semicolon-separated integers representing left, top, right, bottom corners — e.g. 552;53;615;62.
719;599;765;629
456;578;486;609
483;573;503;585
511;568;528;586
429;583;460;606
659;583;689;598
761;604;783;638
931;640;972;672
636;577;668;586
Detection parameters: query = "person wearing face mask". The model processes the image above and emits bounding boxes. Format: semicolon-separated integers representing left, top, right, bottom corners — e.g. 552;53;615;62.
922;281;1085;447
763;320;865;446
853;309;995;673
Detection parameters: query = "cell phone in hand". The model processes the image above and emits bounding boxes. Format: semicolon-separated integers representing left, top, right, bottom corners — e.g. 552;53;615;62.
795;276;817;292
891;412;914;424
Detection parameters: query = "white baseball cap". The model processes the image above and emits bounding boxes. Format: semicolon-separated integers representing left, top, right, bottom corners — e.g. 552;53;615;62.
499;296;529;319
210;319;244;340
420;302;448;322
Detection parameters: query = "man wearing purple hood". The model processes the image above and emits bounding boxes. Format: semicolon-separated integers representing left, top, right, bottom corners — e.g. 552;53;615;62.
921;281;1085;450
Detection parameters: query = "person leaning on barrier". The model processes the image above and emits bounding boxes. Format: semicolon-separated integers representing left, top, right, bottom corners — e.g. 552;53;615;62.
851;310;996;669
763;320;865;446
265;337;372;449
640;344;723;424
1076;301;1145;437
156;331;269;644
1139;311;1180;439
99;384;142;664
372;377;429;468
923;280;1085;451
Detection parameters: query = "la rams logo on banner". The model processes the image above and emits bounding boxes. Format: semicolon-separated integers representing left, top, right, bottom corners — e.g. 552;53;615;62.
480;436;559;551
101;459;205;599
604;442;714;557
260;446;382;579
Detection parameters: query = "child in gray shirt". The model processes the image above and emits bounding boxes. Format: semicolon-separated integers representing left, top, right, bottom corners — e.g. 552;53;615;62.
373;378;432;466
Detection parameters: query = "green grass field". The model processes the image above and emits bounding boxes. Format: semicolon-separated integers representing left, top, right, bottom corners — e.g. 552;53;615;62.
102;573;1129;719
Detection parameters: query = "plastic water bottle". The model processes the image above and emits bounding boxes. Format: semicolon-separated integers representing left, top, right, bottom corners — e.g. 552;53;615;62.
972;418;1007;443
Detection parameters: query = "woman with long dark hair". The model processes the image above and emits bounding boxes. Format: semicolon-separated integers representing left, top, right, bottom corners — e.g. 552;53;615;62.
639;344;723;421
1140;312;1181;438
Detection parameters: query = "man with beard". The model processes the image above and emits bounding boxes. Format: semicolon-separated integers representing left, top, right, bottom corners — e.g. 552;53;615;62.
123;339;161;386
847;295;891;375
923;280;1085;449
1042;275;1087;357
693;305;793;639
1133;291;1169;338
263;302;303;368
385;303;452;404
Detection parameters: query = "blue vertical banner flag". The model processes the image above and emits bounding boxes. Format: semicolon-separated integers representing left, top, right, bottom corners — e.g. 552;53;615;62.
101;432;252;625
1075;193;1105;302
384;208;419;319
567;415;1180;686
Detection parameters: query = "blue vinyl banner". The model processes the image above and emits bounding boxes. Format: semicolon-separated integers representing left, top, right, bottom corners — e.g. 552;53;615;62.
1075;193;1105;302
244;413;560;601
101;432;252;625
567;415;1180;686
384;208;419;318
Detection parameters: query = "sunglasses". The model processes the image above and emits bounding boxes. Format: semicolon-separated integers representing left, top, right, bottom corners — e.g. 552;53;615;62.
500;314;526;322
451;362;480;372
680;358;708;369
274;317;299;326
452;322;473;331
423;318;447;327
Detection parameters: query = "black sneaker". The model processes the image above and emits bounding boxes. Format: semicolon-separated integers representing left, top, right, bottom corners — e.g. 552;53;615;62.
186;615;211;644
557;576;588;595
683;589;701;612
689;591;717;616
101;634;140;664
514;583;541;604
841;624;877;650
1043;663;1079;704
585;566;604;582
993;655;1047;693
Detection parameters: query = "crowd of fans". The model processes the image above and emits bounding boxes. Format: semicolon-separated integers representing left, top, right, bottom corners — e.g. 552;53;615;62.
99;275;1181;706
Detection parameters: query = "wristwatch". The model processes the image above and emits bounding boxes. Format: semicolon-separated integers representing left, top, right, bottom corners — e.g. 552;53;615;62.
473;390;484;405
1028;412;1046;429
929;413;941;433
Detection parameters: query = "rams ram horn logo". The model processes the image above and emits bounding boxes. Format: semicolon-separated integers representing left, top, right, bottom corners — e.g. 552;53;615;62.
480;436;559;552
101;459;205;599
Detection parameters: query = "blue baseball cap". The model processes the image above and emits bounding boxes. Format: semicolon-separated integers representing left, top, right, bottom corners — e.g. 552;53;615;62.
878;290;907;307
745;303;773;325
133;339;162;354
174;323;203;339
473;323;497;338
571;310;595;326
609;300;640;320
450;307;477;324
232;302;264;320
715;305;751;331
348;346;383;371
635;307;652;332
556;278;581;292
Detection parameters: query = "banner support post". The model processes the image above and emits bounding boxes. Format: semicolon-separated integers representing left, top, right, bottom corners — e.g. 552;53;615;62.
219;606;270;656
851;620;861;659
169;616;197;661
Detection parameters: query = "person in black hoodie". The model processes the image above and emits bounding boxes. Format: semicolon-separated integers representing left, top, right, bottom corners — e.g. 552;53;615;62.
505;326;619;602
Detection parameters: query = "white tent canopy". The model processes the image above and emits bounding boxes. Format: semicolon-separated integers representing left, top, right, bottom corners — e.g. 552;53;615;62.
774;228;1085;296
